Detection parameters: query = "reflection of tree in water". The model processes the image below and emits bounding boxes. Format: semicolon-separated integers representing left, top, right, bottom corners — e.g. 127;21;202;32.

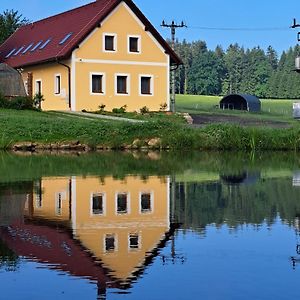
174;176;300;234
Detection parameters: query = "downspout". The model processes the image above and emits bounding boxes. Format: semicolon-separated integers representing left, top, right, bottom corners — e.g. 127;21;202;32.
57;60;71;110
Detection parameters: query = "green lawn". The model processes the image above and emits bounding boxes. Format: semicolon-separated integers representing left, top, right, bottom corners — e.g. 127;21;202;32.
176;94;296;121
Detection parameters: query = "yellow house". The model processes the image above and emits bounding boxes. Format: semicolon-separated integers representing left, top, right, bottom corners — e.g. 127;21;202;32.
23;175;171;284
0;0;181;112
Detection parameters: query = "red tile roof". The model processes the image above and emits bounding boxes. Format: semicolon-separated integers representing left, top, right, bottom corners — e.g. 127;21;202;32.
0;0;182;68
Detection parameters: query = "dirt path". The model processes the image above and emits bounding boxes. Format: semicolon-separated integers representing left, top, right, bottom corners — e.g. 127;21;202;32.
190;114;291;128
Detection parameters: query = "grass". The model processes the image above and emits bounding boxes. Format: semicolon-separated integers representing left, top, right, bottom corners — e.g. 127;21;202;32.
2;95;300;151
176;94;296;122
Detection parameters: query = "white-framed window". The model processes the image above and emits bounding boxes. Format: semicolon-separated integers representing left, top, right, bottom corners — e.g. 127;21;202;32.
90;192;106;215
139;191;154;214
115;192;130;214
139;74;154;96
128;233;140;251
54;74;61;95
115;73;130;96
104;234;118;253
127;35;141;54
35;79;42;95
90;72;105;95
103;33;117;52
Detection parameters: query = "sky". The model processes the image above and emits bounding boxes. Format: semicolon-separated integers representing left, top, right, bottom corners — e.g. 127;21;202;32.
0;0;299;54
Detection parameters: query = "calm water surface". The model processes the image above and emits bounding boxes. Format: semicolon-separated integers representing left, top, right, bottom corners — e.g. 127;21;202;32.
1;151;300;299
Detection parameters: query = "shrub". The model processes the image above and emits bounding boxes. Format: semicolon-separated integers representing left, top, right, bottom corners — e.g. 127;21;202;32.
33;93;45;109
140;106;149;114
159;103;168;112
10;96;34;110
112;105;127;114
0;94;35;110
98;104;106;113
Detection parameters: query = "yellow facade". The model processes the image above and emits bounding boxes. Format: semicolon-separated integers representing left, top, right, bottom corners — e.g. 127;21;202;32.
25;175;170;282
21;2;170;112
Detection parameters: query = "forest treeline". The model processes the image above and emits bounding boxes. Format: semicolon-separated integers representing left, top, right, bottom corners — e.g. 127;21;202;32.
174;40;300;99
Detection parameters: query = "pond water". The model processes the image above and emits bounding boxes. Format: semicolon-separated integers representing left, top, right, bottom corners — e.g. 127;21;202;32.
1;151;300;300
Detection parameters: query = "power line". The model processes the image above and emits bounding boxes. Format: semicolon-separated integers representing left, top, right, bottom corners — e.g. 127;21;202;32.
187;26;289;32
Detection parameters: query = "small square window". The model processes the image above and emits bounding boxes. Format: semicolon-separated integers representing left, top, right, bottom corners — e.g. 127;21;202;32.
117;193;128;214
117;76;128;94
92;74;103;94
105;35;115;51
129;234;139;249
129;37;139;53
105;234;115;252
141;193;151;213
92;193;104;215
141;76;152;95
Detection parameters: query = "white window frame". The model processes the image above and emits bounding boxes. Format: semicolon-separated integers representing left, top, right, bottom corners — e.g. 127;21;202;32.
103;33;117;53
128;233;141;251
90;72;106;95
35;79;42;95
139;191;154;214
90;192;106;216
103;233;118;253
115;73;130;96
115;192;131;215
54;73;61;95
139;74;154;97
127;35;141;54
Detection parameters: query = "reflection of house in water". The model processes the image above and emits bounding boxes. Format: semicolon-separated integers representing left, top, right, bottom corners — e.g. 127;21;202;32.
0;176;173;296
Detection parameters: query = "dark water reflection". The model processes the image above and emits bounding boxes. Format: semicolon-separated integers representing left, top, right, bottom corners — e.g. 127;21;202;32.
1;151;300;299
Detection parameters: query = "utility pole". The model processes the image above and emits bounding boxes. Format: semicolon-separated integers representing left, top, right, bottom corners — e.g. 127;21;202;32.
161;20;186;113
291;18;300;41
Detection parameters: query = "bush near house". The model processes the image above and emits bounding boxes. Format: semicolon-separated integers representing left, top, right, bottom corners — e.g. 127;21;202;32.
0;94;36;110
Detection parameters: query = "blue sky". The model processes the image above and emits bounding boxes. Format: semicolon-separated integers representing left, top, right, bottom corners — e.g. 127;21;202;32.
1;0;299;54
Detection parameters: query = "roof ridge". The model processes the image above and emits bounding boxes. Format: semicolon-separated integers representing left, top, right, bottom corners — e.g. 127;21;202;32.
22;0;104;28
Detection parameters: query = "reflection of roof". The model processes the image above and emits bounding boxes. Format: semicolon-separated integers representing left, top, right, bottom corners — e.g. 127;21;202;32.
0;218;179;290
0;0;181;68
0;221;118;290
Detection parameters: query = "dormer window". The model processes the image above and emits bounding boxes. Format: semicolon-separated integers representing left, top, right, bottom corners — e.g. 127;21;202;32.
104;33;117;52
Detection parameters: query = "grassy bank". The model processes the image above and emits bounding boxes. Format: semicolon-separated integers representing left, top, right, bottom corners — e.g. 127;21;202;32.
2;108;300;151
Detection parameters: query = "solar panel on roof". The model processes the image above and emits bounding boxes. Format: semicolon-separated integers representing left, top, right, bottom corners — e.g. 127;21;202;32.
30;41;43;52
59;33;73;45
22;43;34;54
14;46;25;56
40;39;51;50
5;49;16;58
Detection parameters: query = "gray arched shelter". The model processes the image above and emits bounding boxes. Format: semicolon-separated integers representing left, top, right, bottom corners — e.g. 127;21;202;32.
0;63;26;97
220;94;261;112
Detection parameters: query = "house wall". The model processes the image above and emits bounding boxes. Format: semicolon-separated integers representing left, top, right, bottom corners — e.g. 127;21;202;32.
73;1;170;112
21;63;70;111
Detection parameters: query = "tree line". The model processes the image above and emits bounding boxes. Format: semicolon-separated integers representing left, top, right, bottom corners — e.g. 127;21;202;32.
174;40;300;99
